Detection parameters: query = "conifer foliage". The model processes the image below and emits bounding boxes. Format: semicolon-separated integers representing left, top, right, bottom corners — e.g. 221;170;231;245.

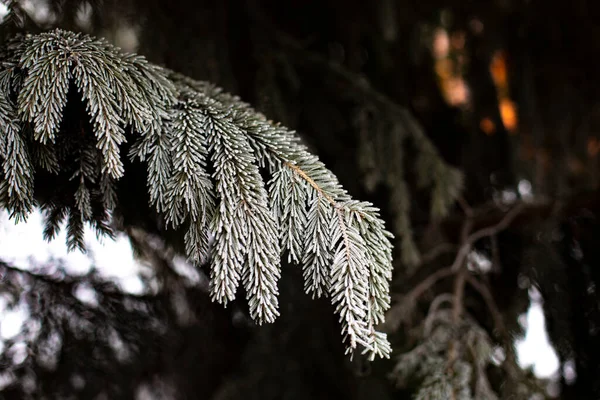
0;29;394;359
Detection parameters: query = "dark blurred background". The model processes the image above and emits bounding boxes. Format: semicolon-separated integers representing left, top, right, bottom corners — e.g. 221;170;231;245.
2;0;600;399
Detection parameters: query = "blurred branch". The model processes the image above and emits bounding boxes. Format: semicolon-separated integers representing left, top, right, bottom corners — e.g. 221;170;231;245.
451;203;474;321
450;203;525;272
0;259;155;302
391;203;526;309
401;266;454;303
0;260;75;289
465;275;506;335
387;202;526;341
442;189;600;238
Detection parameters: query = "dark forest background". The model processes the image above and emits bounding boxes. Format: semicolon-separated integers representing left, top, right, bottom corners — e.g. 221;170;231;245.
2;0;600;399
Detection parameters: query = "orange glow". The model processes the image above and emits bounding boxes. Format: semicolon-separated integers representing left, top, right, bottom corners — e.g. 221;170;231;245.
489;49;519;133
480;118;496;135
490;51;508;89
433;28;450;59
432;27;470;108
434;58;453;79
440;77;470;106
499;99;518;133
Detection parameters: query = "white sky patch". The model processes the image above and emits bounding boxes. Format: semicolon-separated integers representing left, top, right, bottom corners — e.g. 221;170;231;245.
0;208;152;362
515;287;560;378
518;179;533;200
0;302;29;340
73;283;99;307
467;250;492;273
9;341;28;365
0;209;147;293
562;359;577;385
0;210;91;275
0;2;8;22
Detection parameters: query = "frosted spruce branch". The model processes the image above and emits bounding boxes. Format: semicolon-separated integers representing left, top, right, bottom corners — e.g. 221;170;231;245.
171;77;394;358
0;29;394;358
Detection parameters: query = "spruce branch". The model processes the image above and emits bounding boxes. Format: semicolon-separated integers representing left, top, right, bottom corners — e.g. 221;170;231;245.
202;95;281;323
0;61;31;221
170;73;395;357
269;167;308;264
0;29;395;359
301;191;334;298
163;95;214;230
0;29;176;246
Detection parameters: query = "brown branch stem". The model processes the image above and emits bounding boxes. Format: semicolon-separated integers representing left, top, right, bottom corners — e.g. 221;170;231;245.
401;266;455;303
450;203;525;272
285;162;337;207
